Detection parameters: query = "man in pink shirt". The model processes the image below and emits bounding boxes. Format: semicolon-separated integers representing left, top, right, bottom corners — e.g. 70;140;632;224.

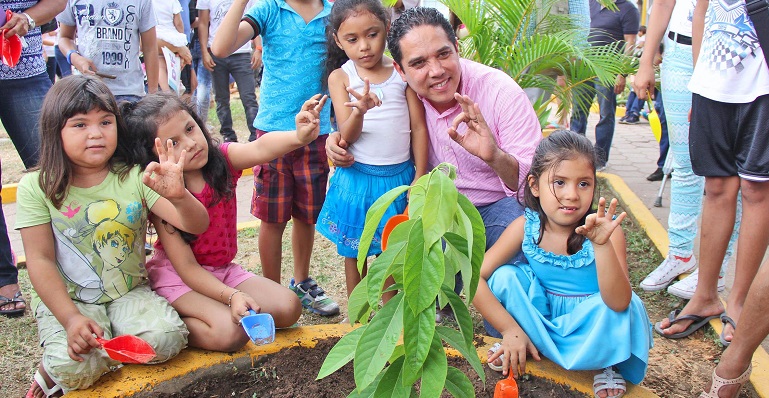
327;7;541;250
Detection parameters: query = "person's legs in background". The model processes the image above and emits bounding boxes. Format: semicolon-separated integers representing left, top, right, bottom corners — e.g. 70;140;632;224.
194;56;212;125
228;53;259;142
0;73;49;317
54;45;72;77
647;91;669;181
594;81;617;168
570;80;596;137
210;55;238;142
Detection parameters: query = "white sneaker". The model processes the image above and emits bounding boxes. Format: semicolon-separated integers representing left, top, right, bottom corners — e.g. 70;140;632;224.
640;255;697;291
667;264;727;300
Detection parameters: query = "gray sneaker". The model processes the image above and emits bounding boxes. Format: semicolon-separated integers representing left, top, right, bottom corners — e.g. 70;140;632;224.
290;277;340;316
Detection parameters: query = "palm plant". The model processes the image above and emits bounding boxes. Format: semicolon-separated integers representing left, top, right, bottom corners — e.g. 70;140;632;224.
442;0;638;126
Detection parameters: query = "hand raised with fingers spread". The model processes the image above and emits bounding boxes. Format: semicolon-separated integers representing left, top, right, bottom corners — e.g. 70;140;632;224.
447;93;500;163
575;197;627;245
295;94;328;144
143;138;188;201
345;77;382;115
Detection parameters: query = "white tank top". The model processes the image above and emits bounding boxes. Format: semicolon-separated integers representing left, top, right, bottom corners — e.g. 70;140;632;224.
341;59;412;165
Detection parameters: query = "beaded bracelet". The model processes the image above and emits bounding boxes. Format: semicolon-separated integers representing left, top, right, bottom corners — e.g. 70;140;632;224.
227;290;242;307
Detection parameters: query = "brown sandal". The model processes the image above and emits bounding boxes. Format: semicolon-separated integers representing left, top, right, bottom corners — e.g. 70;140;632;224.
699;363;751;398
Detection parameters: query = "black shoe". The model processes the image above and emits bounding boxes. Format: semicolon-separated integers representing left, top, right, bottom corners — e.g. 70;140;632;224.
618;115;627;123
619;114;640;124
647;168;664;181
222;134;238;143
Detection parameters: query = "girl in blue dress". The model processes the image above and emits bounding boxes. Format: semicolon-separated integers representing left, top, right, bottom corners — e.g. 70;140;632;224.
473;130;652;398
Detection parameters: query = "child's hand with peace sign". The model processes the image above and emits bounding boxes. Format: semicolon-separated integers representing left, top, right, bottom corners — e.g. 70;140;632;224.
345;77;382;116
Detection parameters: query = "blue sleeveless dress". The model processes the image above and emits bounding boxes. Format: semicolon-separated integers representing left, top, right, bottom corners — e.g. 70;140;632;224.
486;209;652;384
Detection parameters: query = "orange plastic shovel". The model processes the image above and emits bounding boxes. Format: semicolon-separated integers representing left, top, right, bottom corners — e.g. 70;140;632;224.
95;335;156;364
493;371;519;398
381;210;409;250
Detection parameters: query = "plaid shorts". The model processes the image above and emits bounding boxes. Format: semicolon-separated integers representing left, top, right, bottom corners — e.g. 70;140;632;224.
251;131;330;224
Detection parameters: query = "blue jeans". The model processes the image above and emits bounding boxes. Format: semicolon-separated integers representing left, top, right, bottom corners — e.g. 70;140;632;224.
54;45;72;77
625;90;644;117
194;57;212;125
0;73;49;288
0;73;48;168
661;36;739;269
570;79;616;166
211;52;259;141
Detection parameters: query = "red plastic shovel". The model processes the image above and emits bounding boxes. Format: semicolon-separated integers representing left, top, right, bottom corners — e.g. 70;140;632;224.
493;371;519;398
95;335;156;364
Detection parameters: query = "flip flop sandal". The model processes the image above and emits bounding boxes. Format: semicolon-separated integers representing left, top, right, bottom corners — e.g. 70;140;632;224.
26;369;62;398
719;313;737;347
699;363;751;398
0;290;26;317
487;342;504;372
593;367;627;398
654;309;719;339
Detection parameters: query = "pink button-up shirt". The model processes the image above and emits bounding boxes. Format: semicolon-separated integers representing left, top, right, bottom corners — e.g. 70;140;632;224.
422;59;541;206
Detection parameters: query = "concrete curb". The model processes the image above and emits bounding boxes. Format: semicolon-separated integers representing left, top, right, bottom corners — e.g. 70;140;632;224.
601;172;769;397
64;324;658;397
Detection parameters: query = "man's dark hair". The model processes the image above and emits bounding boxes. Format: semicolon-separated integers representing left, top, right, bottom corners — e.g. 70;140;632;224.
388;7;456;65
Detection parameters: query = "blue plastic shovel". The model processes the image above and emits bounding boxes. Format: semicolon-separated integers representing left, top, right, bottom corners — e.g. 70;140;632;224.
240;310;275;345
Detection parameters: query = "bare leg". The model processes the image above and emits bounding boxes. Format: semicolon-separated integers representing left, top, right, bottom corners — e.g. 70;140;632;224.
157;55;170;91
720;180;769;343
291;218;315;283
658;176;739;334
258;221;288;283
702;257;769;397
235;276;301;328
173;291;249;352
344;257;362;298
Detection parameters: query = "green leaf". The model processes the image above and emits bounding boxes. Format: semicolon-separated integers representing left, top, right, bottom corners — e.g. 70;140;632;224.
436;325;485;385
456;195;485;302
388;344;405;363
422;169;458;246
355;293;405;390
368;238;408;308
402;305;436;385
348;371;385;398
407;173;429;219
404;235;444;314
419;332;448;398
441;286;476;348
358;185;412;270
373;356;411;398
349;275;372;324
318;327;366;379
444;366;476;398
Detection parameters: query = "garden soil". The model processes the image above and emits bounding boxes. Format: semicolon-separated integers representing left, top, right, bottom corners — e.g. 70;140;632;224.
151;338;587;398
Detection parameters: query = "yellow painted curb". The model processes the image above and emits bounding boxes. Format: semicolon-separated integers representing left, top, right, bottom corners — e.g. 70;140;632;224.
65;324;658;397
601;172;769;397
1;182;17;204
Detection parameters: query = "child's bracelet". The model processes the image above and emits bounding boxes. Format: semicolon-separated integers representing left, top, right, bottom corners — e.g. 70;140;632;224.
227;290;242;307
219;286;228;303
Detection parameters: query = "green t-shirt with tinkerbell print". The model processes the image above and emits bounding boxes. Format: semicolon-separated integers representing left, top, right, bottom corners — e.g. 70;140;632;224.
16;166;161;307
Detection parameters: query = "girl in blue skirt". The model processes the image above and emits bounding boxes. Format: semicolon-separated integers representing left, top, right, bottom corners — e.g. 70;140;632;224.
317;0;427;298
